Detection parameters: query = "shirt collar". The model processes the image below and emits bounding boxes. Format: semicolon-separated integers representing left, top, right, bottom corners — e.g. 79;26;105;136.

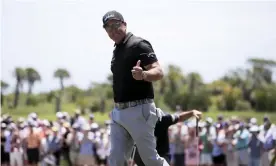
114;32;133;47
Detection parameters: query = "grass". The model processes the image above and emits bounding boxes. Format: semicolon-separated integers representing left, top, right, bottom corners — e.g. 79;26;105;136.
1;103;109;124
2;102;275;125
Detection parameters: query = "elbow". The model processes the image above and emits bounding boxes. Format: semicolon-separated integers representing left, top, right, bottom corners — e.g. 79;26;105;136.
158;67;164;80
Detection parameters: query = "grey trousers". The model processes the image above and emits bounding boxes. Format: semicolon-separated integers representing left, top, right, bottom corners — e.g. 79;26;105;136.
109;102;170;166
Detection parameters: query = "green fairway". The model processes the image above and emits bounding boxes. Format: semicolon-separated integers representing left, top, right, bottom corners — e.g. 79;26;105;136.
2;103;275;125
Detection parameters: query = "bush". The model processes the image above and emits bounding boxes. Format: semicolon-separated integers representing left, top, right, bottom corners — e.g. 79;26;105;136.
235;100;251;110
26;95;39;106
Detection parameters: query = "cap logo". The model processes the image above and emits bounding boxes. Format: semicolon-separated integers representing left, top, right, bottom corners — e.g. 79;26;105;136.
104;14;115;22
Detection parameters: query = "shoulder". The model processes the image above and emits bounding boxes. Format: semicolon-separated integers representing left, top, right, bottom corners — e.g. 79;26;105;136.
128;34;152;48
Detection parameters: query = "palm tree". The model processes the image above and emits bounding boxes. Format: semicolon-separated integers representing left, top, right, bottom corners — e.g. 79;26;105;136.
53;68;70;112
13;68;26;108
1;81;9;106
25;68;41;104
54;68;70;91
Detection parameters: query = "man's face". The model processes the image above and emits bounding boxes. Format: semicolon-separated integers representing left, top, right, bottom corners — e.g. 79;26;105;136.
104;19;126;44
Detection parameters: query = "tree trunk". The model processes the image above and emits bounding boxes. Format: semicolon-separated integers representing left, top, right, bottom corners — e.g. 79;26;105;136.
60;78;64;91
1;92;4;106
26;83;33;105
55;96;61;112
13;82;20;108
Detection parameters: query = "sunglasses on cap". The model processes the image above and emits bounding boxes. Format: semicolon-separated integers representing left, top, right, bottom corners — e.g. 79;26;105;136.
103;22;123;30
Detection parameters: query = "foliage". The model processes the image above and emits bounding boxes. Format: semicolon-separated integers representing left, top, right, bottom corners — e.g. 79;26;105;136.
1;58;276;123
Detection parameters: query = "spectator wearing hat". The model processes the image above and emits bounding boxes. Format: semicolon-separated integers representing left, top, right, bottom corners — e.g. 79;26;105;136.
26;125;40;166
40;129;55;166
62;122;72;166
9;125;24;166
199;122;213;166
72;110;86;128
1;123;10;166
95;129;110;166
224;125;235;166
248;125;262;166
211;123;226;166
259;118;276;166
66;123;81;166
78;124;96;166
233;122;250;166
185;120;200;166
47;126;63;166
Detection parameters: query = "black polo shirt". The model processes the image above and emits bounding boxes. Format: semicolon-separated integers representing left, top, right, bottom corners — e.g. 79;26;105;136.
111;32;158;103
134;114;180;166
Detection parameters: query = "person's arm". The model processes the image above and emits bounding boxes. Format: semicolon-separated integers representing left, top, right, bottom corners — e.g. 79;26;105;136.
161;110;202;127
177;110;201;122
136;40;164;82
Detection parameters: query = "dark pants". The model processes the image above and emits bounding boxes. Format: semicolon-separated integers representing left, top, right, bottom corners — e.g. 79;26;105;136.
63;149;72;166
54;151;61;166
174;153;185;166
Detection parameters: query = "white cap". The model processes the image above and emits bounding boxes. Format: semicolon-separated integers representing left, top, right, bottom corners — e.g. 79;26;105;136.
30;113;37;119
206;117;213;123
56;112;63;118
250;118;257;124
250;125;260;132
91;123;99;129
43;120;50;126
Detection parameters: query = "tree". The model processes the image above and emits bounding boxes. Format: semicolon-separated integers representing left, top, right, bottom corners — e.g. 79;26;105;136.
13;68;26;108
54;68;70;91
248;58;276;85
25;68;41;105
1;81;9;106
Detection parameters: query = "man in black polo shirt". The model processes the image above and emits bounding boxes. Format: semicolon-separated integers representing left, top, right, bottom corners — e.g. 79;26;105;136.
102;11;168;166
133;109;202;166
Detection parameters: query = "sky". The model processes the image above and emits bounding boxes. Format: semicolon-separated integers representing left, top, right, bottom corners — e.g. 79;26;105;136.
1;0;276;93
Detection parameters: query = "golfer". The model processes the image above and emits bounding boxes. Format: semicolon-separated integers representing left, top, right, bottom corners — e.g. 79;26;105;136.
133;109;202;166
102;10;168;166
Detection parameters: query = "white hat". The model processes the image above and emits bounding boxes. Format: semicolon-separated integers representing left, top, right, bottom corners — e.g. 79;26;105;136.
250;118;257;124
43;120;50;127
30;112;37;119
250;125;260;132
206;117;213;123
91;123;99;129
56;112;63;118
82;124;91;131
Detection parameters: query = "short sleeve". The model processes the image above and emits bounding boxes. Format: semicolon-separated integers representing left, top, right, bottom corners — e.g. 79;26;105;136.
160;114;179;128
136;40;158;67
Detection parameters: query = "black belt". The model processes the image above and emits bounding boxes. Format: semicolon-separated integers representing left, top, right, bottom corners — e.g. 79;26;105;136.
114;99;154;109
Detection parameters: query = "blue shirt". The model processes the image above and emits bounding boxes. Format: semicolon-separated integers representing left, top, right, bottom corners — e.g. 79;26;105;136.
47;136;62;152
4;134;12;153
249;136;261;158
235;129;250;149
212;134;225;157
79;139;94;155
